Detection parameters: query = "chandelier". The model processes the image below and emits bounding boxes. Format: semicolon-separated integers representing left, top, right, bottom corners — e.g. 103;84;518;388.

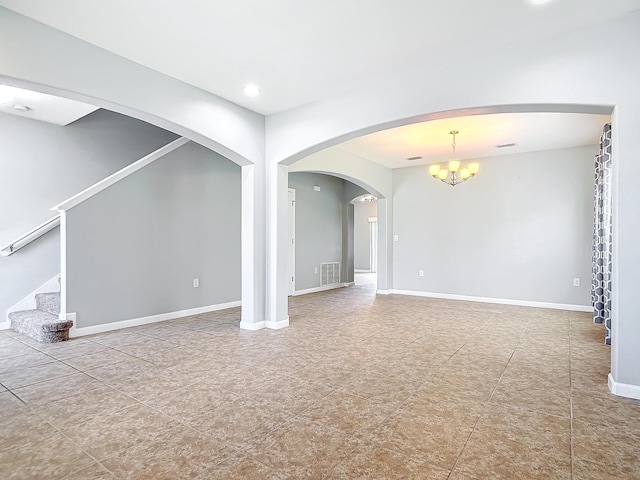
429;130;479;186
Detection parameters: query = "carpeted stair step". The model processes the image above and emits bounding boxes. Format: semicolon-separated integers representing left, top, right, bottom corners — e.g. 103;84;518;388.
35;292;61;316
9;309;73;343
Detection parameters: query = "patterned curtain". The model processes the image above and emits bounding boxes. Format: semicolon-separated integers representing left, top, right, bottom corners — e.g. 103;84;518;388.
591;123;612;345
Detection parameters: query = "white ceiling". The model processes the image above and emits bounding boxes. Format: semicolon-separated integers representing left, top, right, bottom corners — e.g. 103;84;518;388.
0;2;621;157
1;0;639;115
0;84;98;126
337;112;610;169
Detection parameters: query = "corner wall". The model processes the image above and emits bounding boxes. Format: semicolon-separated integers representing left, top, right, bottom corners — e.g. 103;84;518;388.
392;145;596;306
65;141;241;329
0;109;177;321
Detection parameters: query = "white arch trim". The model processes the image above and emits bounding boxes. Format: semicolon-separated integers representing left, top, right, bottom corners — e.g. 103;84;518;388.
0;8;264;167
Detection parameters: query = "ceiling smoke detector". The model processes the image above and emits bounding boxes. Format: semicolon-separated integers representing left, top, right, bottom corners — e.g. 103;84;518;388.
13;105;30;112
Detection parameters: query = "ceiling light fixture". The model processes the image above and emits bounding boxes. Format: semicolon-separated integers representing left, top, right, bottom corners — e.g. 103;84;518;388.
242;85;261;97
428;130;479;187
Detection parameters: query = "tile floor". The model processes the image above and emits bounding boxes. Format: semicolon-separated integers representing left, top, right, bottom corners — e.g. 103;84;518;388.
1;274;639;479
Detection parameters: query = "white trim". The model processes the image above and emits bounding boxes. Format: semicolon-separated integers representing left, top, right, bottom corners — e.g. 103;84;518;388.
266;317;290;329
292;283;349;296
70;301;240;337
59;312;76;322
344;281;356;287
354;269;370;273
390;289;591;312
376;290;391;295
0;320;10;330
240;320;266;331
51;137;190;213
7;275;61;318
0;215;60;256
609;373;640;400
288;188;296;296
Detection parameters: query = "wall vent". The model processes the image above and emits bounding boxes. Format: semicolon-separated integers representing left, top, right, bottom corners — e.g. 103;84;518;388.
496;143;517;148
406;156;423;161
320;262;341;286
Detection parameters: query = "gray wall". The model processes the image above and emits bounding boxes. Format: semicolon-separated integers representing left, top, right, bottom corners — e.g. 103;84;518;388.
289;173;355;291
66;141;241;327
354;199;378;271
392;145;596;306
0;109;178;319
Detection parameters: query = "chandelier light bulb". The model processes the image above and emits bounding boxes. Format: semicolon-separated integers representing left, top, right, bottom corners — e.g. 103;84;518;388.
429;130;479;186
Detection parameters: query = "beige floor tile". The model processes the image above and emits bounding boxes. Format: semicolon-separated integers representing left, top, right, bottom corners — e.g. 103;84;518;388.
0;432;94;480
250;417;360;479
189;401;292;450
101;425;230;479
0;410;59;452
12;372;102;405
1;277;638;478
455;429;571;480
61;348;134;371
0;361;78;389
60;403;181;461
34;385;138;428
572;420;640;477
62;463;117;479
572;458;639;480
0;391;29;416
0;350;56;373
490;376;571;417
326;440;450;479
370;406;475;471
299;390;398;437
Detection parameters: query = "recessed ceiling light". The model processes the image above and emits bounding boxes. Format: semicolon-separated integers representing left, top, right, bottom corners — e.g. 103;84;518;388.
529;0;552;4
13;105;30;112
242;85;261;97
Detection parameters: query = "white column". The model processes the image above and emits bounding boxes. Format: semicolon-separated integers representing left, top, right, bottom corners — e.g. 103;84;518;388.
376;197;393;294
265;162;290;329
240;164;267;330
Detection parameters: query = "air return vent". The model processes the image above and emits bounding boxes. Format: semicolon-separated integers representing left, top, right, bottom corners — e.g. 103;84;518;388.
320;262;341;286
496;143;517;149
406;156;423;161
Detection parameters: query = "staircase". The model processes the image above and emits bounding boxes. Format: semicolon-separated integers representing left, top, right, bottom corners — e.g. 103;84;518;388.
8;292;73;343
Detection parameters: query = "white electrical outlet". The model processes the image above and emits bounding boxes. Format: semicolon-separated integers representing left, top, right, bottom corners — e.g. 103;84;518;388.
573;277;580;287
419;270;424;277
393;235;399;242
193;278;199;288
314;267;318;274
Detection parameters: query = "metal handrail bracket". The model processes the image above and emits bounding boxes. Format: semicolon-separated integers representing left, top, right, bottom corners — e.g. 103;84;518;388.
0;215;61;256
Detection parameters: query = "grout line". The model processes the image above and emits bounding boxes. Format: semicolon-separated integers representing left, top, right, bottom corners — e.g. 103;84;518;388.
447;317;526;479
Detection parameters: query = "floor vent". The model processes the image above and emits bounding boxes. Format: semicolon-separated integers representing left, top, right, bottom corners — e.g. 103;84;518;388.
320;262;341;286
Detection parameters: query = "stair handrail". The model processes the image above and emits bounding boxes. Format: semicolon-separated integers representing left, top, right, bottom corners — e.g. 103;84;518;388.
0;215;61;257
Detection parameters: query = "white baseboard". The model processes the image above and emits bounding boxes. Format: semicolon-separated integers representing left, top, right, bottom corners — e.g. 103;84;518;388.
240;320;266;331
344;281;356;287
292;283;348;296
354;269;370;273
70;301;241;337
0;320;10;330
609;373;640;400
389;289;591;312
376;290;391;295
266;316;289;329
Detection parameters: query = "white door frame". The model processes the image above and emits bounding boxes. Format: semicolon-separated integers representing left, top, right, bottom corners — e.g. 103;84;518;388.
288;188;296;295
